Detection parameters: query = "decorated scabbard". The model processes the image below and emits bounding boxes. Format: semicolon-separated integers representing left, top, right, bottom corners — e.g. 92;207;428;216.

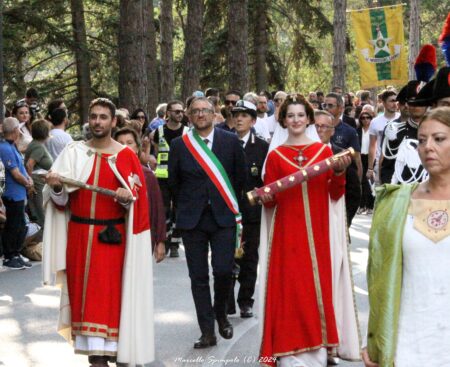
247;147;355;206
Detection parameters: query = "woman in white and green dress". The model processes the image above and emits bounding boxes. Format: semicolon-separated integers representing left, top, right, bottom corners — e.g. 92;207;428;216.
363;107;450;367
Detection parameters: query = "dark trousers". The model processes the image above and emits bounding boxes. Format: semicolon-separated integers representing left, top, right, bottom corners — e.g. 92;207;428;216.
181;207;235;336
345;169;361;227
360;154;375;210
229;223;260;309
2;198;27;259
158;179;179;248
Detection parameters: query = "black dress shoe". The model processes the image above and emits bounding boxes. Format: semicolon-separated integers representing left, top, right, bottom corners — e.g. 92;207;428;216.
240;306;253;318
217;318;233;339
193;334;217;349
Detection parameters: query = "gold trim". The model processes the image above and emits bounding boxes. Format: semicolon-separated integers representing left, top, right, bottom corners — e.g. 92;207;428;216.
72;321;119;340
260;207;278;356
273;143;326;171
301;182;328;344
72;321;119;332
273;343;339;357
81;153;102;319
274;149;301;170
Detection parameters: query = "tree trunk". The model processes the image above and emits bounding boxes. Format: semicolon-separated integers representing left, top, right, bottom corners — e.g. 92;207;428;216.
160;0;174;102
70;0;92;124
118;0;149;114
408;0;420;80
253;0;268;92
332;0;347;92
181;0;204;102
227;0;248;92
144;0;159;116
0;2;4;124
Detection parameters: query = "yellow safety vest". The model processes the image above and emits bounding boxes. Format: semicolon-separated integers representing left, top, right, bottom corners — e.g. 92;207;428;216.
155;125;188;179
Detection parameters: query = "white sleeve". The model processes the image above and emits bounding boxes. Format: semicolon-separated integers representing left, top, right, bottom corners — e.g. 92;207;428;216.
50;188;69;206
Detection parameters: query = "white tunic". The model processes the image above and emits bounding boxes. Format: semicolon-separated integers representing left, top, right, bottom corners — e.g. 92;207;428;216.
395;214;450;366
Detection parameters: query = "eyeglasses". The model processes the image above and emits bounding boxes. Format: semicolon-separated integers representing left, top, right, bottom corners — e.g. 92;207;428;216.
168;109;184;114
315;124;334;131
359;116;372;120
225;100;237;106
191;108;213;116
322;103;337;109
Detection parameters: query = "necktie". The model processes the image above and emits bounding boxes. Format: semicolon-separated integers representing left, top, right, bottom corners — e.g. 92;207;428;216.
239;140;245;147
203;138;209;145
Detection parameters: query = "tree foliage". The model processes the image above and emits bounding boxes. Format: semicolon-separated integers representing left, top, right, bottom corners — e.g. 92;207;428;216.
1;0;448;122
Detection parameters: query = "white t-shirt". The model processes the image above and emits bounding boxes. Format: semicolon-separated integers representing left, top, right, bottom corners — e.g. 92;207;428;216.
361;128;370;155
369;113;399;161
46;128;73;160
265;114;278;135
254;117;271;141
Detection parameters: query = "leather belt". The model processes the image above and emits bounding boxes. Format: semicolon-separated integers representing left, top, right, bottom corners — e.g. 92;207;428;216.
70;215;125;226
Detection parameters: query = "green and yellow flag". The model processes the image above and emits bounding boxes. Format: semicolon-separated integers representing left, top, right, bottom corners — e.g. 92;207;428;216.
350;4;408;88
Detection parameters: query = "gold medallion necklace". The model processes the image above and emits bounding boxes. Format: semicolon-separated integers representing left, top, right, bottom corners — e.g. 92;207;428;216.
283;143;314;168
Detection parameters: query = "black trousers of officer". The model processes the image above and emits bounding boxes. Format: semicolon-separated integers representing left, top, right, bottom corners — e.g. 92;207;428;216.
345;168;361;227
360;154;375;210
2;199;27;259
181;206;235;336
230;222;260;309
158;179;180;248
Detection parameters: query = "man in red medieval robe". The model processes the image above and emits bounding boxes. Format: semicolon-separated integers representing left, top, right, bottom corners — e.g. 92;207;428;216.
43;98;155;367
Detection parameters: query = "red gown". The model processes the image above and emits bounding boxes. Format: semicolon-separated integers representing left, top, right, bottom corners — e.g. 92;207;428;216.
66;153;126;341
260;143;346;366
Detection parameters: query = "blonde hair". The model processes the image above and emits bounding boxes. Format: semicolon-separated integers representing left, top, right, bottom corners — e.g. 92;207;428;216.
419;107;450;128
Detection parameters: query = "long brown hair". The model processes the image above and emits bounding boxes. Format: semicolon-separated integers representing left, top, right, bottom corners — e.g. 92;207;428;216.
278;94;315;128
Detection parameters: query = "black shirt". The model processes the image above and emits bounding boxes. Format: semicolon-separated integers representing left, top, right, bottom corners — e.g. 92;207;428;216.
216;120;236;133
153;124;185;147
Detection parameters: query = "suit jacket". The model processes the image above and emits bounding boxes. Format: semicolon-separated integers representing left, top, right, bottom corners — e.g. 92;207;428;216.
168;127;247;230
240;132;269;224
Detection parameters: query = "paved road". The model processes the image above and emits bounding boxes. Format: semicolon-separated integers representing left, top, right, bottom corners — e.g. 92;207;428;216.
0;214;371;367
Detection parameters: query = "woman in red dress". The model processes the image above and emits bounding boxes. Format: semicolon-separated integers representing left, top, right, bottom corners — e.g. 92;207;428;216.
259;95;350;367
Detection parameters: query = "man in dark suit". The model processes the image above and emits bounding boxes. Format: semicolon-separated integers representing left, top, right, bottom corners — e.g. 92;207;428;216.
168;97;246;348
227;100;269;318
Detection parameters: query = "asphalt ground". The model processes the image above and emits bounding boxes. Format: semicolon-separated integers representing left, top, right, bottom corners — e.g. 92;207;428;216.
0;214;371;367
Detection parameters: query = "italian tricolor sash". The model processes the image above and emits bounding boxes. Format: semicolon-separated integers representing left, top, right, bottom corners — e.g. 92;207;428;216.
182;129;243;255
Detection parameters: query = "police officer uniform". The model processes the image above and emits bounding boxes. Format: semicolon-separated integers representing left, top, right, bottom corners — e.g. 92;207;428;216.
228;101;269;318
153;124;188;256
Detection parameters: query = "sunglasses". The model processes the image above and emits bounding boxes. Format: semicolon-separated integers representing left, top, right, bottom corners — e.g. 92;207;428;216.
136;115;146;120
360;116;372;120
322;103;337;109
225;100;237;106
